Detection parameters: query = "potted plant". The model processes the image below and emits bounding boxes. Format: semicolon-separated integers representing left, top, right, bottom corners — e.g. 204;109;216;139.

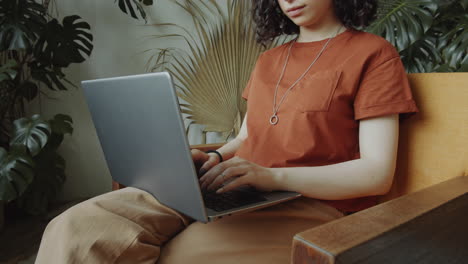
0;0;93;226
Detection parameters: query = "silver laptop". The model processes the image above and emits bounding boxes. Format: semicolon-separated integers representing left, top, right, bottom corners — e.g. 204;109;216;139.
81;72;301;223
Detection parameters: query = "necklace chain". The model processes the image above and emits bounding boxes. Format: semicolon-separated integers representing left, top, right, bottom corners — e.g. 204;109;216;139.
270;26;343;125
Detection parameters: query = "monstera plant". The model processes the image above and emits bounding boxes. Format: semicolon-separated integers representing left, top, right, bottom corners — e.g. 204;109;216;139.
0;0;92;219
0;115;72;214
368;0;468;72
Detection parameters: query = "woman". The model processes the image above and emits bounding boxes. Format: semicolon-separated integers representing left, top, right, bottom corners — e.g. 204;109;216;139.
36;0;418;263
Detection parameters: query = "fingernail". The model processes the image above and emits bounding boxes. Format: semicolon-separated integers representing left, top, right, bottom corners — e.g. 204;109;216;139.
216;188;223;193
199;168;207;175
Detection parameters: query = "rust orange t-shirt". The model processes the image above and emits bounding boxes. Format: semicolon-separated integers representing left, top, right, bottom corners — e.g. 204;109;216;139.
235;29;419;213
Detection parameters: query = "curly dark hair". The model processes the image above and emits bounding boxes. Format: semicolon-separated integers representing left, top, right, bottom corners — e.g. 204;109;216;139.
252;0;378;45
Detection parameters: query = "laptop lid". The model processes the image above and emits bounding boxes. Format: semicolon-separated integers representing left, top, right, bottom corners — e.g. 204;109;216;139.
82;72;208;222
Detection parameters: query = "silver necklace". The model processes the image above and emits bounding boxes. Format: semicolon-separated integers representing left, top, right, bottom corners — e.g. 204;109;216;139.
270;26;343;125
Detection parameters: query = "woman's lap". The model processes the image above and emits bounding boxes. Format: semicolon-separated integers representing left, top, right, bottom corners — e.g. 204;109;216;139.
36;187;343;264
159;197;344;263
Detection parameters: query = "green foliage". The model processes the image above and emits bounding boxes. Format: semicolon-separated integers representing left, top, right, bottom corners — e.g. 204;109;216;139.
0;0;93;127
0;0;46;51
369;0;467;72
0;145;34;202
116;0;154;22
369;0;437;51
0;114;72;215
11;115;51;156
0;60;17;82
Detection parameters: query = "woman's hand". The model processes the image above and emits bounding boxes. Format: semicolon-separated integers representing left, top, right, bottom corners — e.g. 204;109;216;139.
191;149;222;177
198;156;280;193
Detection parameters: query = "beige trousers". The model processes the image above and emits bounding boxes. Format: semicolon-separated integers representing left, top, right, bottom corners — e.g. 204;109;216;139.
35;187;343;264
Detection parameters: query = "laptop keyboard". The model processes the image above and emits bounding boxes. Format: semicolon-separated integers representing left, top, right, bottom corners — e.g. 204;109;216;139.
202;189;267;212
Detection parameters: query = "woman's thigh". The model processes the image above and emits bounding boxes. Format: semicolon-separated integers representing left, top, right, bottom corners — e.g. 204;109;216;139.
36;187;192;264
159;197;344;264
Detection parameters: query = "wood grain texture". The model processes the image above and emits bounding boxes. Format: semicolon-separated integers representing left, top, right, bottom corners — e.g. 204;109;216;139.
292;237;335;264
189;143;224;152
336;193;468;264
292;176;468;264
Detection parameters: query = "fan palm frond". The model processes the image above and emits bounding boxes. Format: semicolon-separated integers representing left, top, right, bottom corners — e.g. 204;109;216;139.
144;0;286;139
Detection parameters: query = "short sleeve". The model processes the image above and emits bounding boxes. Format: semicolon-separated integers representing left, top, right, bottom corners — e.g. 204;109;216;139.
354;56;419;120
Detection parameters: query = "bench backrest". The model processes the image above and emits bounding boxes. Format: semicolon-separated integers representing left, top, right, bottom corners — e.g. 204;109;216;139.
381;73;468;202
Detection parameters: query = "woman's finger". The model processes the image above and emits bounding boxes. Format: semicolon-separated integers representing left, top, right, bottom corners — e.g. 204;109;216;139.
206;166;247;191
198;155;219;176
191;149;209;173
199;162;225;189
216;175;249;193
199;157;248;190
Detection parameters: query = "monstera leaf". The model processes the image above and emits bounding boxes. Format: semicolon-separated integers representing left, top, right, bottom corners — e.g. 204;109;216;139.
400;33;441;73
28;15;92;91
0;60;18;82
0;146;35;202
116;0;154;22
47;114;73;151
368;0;438;51
15;114;72;215
34;15;93;68
29;61;71;91
16;146;65;215
0;0;46;51
11;115;51;156
439;14;468;71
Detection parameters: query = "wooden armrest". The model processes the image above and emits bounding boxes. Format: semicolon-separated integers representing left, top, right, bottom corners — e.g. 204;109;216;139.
111;143;225;190
292;176;468;264
189;143;224;152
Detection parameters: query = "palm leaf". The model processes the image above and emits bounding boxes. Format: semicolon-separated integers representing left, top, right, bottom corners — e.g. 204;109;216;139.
368;0;438;51
145;0;286;139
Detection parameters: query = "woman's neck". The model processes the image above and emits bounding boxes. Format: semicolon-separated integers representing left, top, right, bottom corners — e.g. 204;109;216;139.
296;18;345;43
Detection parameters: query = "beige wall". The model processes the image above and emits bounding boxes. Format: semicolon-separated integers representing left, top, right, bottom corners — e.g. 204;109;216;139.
28;0;213;200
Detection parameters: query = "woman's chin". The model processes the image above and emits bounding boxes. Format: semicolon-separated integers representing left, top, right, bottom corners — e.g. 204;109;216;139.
288;16;315;27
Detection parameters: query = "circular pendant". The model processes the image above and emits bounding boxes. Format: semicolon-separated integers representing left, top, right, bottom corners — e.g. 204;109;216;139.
270;114;279;125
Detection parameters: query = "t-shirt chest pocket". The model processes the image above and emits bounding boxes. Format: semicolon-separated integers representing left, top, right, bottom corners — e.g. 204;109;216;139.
290;70;342;112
